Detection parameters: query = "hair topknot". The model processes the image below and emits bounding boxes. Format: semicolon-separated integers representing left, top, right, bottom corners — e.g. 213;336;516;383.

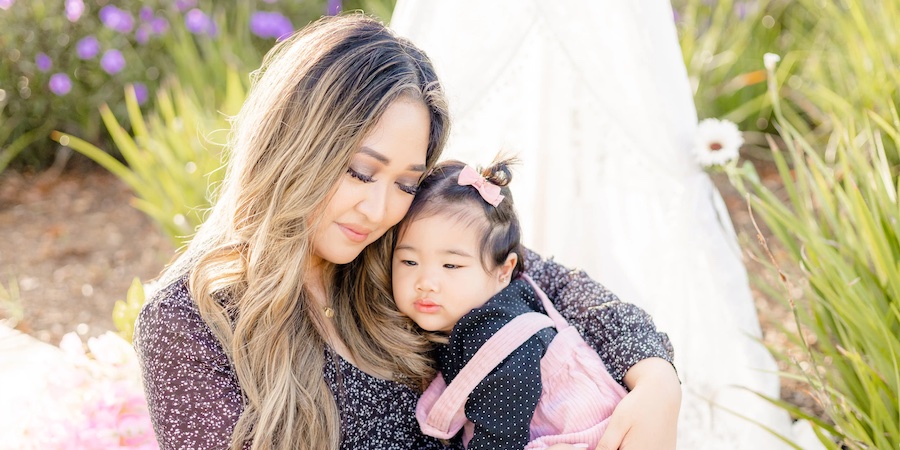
480;157;516;188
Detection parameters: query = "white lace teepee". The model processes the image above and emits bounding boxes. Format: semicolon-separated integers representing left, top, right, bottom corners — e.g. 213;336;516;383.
391;1;818;448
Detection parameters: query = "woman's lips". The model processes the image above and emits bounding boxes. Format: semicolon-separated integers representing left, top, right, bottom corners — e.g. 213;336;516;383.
414;299;441;313
338;223;371;242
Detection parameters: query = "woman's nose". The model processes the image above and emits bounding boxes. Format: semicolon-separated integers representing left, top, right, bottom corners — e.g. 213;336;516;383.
356;183;388;225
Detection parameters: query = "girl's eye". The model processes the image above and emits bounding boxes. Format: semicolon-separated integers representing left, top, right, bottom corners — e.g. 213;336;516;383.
347;167;374;183
443;264;459;269
397;182;418;195
402;260;417;266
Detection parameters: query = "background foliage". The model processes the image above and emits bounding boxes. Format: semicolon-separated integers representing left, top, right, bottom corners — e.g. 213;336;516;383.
0;0;351;170
2;0;897;447
676;0;899;447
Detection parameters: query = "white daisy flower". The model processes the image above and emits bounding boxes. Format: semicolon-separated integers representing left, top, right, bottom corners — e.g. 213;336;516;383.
764;52;781;71
692;118;744;167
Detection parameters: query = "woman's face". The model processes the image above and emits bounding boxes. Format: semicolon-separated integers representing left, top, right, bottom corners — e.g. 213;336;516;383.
311;99;431;266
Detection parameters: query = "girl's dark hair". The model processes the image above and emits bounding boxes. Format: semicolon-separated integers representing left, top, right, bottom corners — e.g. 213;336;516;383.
399;157;525;278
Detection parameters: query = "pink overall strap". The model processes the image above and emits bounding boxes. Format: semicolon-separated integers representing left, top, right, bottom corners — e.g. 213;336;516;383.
423;312;555;434
521;274;569;330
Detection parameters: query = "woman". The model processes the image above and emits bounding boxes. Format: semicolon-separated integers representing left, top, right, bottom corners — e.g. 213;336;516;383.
135;14;679;450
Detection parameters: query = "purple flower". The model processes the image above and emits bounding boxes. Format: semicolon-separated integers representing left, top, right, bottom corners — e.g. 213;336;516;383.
49;73;72;95
135;25;151;44
99;5;134;33
0;0;13;11
76;36;100;59
326;0;341;16
36;53;52;72
100;49;126;74
132;83;148;105
150;17;169;35
139;6;153;22
184;9;215;36
65;0;84;22
174;0;196;12
262;0;278;3
249;11;293;40
735;1;757;20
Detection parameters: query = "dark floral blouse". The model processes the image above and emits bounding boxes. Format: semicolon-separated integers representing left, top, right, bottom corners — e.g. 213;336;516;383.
134;249;673;449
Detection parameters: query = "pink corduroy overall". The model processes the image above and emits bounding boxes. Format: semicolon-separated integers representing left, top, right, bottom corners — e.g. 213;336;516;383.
415;274;628;449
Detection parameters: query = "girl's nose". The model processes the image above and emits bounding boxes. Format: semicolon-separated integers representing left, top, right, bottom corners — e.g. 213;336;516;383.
415;272;438;293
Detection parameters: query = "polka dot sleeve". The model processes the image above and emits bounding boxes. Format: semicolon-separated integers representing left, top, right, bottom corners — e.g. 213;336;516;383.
133;278;248;450
523;248;675;385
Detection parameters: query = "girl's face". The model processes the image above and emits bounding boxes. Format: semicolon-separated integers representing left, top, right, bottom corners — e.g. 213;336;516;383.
310;99;431;266
392;213;515;333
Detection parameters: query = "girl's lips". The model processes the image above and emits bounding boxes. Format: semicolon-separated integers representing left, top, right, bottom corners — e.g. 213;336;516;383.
338;223;370;242
414;299;441;313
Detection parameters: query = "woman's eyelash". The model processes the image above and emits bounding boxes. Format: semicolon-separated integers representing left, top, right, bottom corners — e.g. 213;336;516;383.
347;167;419;195
348;167;418;194
398;183;418;195
347;168;374;183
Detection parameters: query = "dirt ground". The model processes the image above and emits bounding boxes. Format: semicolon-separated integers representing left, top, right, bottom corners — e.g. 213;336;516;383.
0;160;174;343
0;158;822;419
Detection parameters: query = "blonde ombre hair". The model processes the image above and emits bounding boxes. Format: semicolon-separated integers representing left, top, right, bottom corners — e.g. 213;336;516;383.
157;14;449;450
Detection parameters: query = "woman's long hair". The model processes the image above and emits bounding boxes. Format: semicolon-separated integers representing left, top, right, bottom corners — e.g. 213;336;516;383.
156;14;449;450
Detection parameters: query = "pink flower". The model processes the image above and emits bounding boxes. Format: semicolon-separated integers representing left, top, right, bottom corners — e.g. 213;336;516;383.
24;332;158;449
65;0;84;22
117;394;156;447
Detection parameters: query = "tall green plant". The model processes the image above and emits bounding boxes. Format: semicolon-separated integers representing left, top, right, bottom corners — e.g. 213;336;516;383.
674;0;790;134
51;72;244;247
783;0;900;126
729;60;900;449
112;277;144;342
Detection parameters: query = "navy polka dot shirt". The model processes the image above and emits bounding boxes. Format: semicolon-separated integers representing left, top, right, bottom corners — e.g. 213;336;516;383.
436;278;556;449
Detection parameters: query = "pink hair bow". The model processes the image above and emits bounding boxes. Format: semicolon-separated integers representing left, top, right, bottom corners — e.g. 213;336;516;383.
458;165;505;207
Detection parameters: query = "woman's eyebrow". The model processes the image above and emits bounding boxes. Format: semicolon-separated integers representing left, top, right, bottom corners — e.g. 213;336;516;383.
359;146;426;172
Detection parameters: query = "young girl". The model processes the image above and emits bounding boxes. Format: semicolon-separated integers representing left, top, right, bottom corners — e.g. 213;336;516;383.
392;159;652;449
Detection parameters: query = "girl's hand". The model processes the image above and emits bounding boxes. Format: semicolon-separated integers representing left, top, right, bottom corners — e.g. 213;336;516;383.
596;358;680;450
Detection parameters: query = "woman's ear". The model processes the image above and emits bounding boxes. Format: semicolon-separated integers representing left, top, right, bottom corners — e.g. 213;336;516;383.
498;252;518;285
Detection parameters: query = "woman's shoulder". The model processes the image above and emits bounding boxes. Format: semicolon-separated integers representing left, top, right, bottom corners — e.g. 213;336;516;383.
134;275;216;355
139;275;199;327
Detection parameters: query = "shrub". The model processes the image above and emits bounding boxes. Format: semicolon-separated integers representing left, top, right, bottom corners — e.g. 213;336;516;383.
1;0;169;168
0;0;329;171
728;59;900;449
52;74;243;247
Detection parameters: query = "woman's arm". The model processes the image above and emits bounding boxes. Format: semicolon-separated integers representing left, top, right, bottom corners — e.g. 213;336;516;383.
134;279;246;450
597;358;681;450
522;248;674;382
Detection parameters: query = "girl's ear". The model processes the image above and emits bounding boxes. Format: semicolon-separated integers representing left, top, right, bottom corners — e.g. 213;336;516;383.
498;252;518;285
